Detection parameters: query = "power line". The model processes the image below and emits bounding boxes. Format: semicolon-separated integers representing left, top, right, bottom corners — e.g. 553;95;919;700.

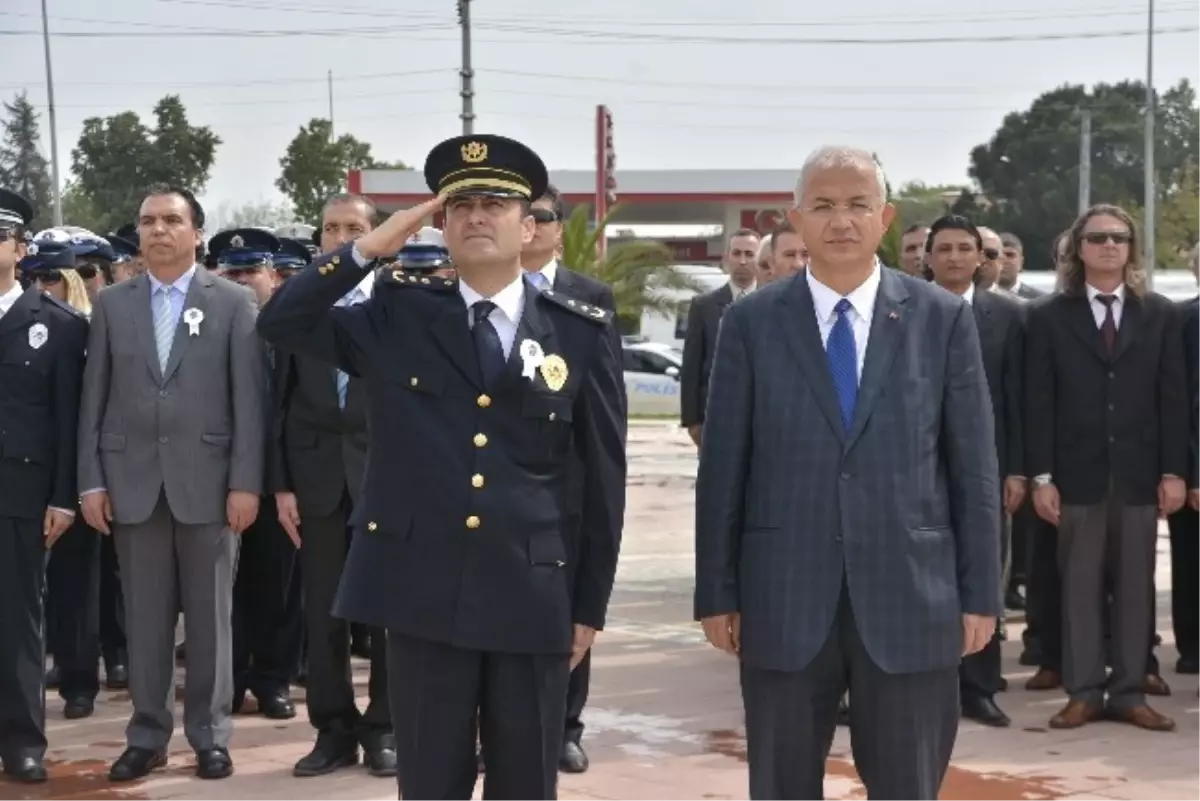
0;67;456;91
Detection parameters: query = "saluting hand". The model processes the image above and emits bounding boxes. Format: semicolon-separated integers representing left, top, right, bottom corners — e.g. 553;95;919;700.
227;490;260;535
355;195;447;260
275;491;302;548
43;508;73;548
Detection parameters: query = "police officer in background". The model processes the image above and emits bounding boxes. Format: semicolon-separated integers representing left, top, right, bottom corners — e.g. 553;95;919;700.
0;189;90;783
257;135;627;800
211;228;304;721
392;226;457;281
274;237;314;280
268;194;394;779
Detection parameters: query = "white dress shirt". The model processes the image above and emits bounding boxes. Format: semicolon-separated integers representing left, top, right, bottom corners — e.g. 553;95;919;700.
960;282;976;306
529;258;558;290
730;280;756;302
806;263;881;381
460;273;526;360
0;282;22;317
1085;282;1125;329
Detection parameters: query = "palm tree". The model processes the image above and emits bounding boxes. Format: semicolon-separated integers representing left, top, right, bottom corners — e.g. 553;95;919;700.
560;206;702;334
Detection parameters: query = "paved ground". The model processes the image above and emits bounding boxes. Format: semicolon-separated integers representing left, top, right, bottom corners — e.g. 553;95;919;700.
4;421;1197;800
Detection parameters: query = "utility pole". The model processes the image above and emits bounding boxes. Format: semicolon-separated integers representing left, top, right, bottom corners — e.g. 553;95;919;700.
1143;0;1156;286
40;0;63;226
457;0;475;135
1077;108;1092;215
327;69;335;139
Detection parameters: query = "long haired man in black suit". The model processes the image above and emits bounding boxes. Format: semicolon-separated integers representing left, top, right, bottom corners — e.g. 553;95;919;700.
1026;204;1186;732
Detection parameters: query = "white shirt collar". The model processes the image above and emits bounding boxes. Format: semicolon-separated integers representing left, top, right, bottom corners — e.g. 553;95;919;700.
148;264;197;295
962;282;976;305
1086;282;1125;304
807;261;882;323
729;279;756;298
459;271;526;326
0;282;23;315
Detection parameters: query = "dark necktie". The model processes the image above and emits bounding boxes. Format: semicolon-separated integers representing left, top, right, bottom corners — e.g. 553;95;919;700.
826;299;858;431
1096;294;1117;355
471;300;506;386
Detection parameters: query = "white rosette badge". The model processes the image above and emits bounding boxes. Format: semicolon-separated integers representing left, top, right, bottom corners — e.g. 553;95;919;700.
519;338;545;380
183;307;204;336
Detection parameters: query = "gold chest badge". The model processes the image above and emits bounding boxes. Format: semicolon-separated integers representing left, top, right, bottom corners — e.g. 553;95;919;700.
539;354;569;392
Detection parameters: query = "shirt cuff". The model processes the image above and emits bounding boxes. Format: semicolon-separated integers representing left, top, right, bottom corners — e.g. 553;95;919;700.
350;243;372;268
49;507;76;517
81;487;107;495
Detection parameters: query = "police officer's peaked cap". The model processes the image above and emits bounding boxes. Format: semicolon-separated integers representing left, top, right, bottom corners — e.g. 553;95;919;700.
106;234;139;262
423;134;547;201
274;237;313;270
397;226;451;272
207;227;281;267
20;241;76;272
0;188;33;229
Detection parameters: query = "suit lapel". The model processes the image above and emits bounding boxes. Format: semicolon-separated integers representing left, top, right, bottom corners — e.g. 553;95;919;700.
162;268;214;385
427;291;483;390
129;274;165;385
845;269;909;450
778;273;845;442
1113;293;1143;362
1065;294;1110;363
0;287;36;340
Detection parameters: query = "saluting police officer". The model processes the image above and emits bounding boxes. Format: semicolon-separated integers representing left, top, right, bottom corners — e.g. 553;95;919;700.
257;135;627;800
0;189;90;783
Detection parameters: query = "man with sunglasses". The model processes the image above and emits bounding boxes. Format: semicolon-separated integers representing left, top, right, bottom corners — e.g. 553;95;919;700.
208;228;305;724
520;183;621;776
0;188;89;784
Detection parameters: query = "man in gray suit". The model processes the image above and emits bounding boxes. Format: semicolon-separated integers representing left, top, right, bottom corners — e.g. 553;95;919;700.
78;184;266;782
694;147;1001;800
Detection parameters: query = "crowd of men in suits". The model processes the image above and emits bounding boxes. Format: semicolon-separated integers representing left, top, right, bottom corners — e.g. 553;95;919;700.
0;131;624;800
683;178;1199;779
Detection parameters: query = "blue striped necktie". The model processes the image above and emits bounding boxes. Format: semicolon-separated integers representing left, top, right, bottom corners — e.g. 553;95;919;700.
826;298;858;431
153;285;176;373
529;271;549;291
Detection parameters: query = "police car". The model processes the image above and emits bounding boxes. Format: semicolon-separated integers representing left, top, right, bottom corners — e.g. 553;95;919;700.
622;337;683;417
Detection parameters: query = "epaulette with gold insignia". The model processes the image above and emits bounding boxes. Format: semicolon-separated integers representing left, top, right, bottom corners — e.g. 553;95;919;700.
539;289;613;324
377;269;457;290
42;292;87;319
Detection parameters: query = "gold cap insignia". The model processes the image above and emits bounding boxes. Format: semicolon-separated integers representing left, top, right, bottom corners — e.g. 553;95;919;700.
540;354;569;392
461;141;488;163
230;234;244;248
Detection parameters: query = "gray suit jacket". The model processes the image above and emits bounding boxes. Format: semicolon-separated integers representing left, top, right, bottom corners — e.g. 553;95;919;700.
77;267;266;526
694;267;1001;675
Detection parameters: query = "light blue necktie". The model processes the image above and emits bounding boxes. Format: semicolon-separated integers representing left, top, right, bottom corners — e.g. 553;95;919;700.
826;298;858;431
153;285;176;373
529;271;549;291
335;288;362;409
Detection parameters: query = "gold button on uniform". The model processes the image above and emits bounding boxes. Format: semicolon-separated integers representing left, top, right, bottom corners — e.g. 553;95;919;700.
466;515;481;529
477;394;491;408
473;433;488;447
471;474;484;488
367;521;378;532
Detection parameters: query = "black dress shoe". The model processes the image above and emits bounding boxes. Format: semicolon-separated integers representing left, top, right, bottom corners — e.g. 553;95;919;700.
1004;587;1026;611
363;736;397;778
294;737;358;777
44;665;61;689
997;677;1009;692
3;756;48;783
105;663;129;690
257;693;296;720
63;697;95;719
559;741;588;774
962;696;1011;727
1176;656;1200;675
109;747;167;782
196;748;233;779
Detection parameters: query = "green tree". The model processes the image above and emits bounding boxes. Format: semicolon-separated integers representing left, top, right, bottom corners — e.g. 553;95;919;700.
70;95;220;228
0;92;54;230
1130;158;1200;268
213;199;296;230
892;181;966;229
60;180;111;233
276;118;407;225
965;78;1199;271
560;205;699;334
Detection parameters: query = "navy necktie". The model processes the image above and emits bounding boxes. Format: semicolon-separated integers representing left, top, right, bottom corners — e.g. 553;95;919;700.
471;300;505;386
826;298;858;431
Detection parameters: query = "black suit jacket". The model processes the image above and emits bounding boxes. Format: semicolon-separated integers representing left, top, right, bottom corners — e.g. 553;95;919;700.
257;248;628;655
1181;296;1198;490
1025;289;1188;505
1014;281;1046;300
268;344;369;517
0;289;88;518
681;283;734;427
971;288;1025;479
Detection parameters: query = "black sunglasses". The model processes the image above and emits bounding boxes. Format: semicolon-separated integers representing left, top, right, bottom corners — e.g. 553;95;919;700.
222;267;266;280
982;248;1000;261
1083;231;1132;246
36;270;63;284
530;208;560;224
75;264;98;280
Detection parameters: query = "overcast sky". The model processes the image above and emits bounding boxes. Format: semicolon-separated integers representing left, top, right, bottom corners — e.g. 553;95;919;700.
3;0;1197;214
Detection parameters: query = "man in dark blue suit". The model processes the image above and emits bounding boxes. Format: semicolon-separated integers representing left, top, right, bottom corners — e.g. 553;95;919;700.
694;147;1001;800
257;134;627;800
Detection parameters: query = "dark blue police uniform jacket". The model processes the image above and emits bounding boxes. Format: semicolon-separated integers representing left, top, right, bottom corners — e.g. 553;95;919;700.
256;244;627;656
